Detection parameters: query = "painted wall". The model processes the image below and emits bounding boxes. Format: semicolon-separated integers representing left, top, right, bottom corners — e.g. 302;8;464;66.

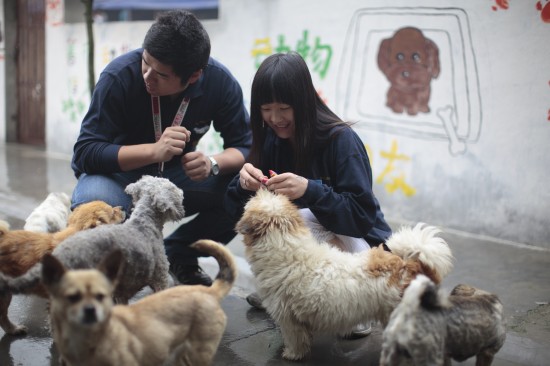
40;0;550;248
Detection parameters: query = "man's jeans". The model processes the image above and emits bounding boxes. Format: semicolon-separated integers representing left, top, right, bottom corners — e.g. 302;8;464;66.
71;164;237;266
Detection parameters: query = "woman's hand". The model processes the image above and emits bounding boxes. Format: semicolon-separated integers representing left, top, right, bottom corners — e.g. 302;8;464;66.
266;173;308;200
239;163;267;191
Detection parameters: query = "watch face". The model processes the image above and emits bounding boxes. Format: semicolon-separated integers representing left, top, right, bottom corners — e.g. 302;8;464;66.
210;157;220;175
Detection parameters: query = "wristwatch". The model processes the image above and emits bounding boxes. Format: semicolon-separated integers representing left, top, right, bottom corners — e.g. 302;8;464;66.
209;156;220;176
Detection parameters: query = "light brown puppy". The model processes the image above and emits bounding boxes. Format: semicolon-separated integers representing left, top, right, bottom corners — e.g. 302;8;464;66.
42;239;236;366
0;200;124;335
0;200;125;277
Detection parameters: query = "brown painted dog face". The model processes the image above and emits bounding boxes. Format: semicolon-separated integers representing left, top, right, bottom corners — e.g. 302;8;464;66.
377;27;440;115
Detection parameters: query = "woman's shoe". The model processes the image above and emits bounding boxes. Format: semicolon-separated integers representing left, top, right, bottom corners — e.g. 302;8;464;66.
341;322;373;339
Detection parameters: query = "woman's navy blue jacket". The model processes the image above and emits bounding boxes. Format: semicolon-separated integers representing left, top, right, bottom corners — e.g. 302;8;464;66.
225;127;392;247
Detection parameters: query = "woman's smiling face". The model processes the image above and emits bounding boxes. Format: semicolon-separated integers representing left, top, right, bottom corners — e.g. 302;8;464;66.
260;103;295;140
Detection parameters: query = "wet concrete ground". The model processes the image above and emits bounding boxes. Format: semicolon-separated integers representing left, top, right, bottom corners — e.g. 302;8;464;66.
0;142;549;365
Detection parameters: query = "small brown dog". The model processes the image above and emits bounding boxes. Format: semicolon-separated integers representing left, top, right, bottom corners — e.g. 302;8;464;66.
380;275;506;366
378;26;440;115
42;239;236;366
0;200;124;335
0;200;125;277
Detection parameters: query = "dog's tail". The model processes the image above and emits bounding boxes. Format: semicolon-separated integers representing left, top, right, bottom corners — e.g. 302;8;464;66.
190;239;237;299
385;223;453;283
400;274;450;311
0;263;43;294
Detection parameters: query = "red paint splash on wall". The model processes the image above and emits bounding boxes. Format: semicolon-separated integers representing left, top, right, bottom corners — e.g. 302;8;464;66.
537;1;550;22
492;0;510;11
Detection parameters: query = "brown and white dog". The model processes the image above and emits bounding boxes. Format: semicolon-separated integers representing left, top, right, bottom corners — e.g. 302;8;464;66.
0;200;125;277
378;26;440;115
0;200;124;335
236;189;453;360
42;239;236;366
380;275;506;366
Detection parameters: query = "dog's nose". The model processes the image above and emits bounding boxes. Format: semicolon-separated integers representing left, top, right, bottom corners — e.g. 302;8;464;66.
401;71;410;78
83;305;98;324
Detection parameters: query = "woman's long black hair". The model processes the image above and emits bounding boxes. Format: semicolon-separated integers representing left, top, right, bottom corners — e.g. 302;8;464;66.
248;52;350;175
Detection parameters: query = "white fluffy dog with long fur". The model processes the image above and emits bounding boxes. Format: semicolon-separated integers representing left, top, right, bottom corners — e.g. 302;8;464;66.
236;189;453;361
24;192;72;233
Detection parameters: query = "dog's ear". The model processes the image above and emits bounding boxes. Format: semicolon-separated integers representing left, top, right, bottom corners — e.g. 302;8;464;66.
425;38;440;79
41;254;66;290
235;219;251;235
377;38;392;75
124;180;143;205
98;249;125;285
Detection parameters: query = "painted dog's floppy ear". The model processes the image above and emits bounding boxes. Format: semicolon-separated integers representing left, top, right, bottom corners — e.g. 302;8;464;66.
425;38;440;78
377;38;392;76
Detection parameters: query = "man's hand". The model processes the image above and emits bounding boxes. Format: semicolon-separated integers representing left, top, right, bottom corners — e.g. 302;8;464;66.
181;151;211;181
153;126;191;162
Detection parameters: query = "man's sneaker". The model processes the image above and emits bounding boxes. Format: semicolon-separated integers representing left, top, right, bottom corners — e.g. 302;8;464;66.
246;292;265;310
341;322;373;340
169;260;213;286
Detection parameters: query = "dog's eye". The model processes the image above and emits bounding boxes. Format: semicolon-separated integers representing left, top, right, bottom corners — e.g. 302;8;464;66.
67;294;82;303
96;294;105;302
412;53;421;63
396;53;405;61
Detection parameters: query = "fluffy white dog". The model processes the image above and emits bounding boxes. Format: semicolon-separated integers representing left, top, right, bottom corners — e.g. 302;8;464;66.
236;189;453;361
24;192;72;233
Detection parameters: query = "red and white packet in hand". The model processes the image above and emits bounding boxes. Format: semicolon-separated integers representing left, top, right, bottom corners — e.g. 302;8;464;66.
261;170;278;185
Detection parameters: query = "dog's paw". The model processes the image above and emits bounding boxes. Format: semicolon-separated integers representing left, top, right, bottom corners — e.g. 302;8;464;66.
282;347;306;361
6;324;28;336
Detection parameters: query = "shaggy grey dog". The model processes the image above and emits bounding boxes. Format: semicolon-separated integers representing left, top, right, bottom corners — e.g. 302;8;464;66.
0;175;185;303
380;275;506;366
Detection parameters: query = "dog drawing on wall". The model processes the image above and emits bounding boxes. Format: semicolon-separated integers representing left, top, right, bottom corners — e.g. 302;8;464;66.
378;26;440;115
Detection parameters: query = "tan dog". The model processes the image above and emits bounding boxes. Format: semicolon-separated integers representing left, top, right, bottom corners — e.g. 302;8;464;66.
236;189;453;360
378;26;440;115
380;275;506;366
0;200;124;335
42;239;236;366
